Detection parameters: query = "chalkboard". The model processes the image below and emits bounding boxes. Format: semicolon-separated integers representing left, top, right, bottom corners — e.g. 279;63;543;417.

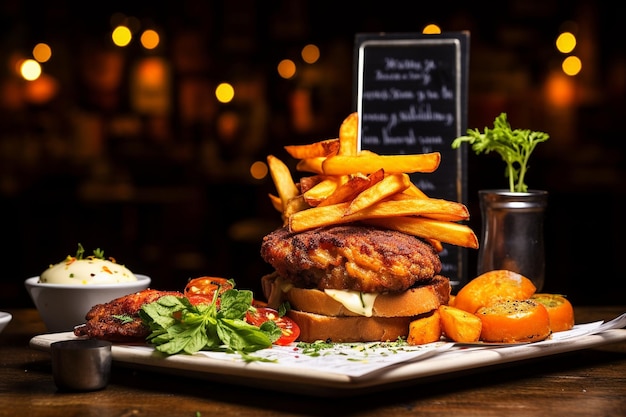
353;32;470;291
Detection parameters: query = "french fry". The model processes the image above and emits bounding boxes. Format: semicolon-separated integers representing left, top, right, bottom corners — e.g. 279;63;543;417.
387;193;470;222
364;216;479;249
318;169;384;207
338;112;358;156
321;152;441;176
344;173;410;216
425;238;444;253
284;138;340;159
268;193;282;213
283;195;310;221
302;178;340;207
289;197;471;232
298;175;324;194
267;155;299;213
404;181;429;199
296;157;325;174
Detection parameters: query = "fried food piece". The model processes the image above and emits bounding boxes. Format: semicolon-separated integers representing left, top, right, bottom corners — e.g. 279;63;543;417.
260;225;442;293
74;289;183;342
407;310;442;345
438;305;482;343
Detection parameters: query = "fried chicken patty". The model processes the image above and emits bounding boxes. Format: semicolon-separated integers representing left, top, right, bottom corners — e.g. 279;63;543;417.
260;225;442;293
74;289;183;342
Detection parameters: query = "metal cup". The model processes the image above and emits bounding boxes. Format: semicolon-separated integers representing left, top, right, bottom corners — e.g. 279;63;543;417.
51;339;112;391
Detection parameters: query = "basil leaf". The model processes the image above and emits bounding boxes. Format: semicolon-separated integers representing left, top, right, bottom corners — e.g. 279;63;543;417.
219;289;254;320
217;318;273;352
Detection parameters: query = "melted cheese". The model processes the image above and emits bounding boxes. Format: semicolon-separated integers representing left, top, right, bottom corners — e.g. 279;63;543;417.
324;289;378;317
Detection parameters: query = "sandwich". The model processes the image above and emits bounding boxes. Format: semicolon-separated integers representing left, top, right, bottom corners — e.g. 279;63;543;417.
260;113;478;343
260;224;451;343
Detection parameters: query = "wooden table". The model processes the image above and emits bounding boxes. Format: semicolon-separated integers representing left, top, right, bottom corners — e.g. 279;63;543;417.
1;307;625;417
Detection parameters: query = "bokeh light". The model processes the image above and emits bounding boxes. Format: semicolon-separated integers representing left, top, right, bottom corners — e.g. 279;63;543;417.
277;59;296;79
249;160;268;180
215;82;235;103
140;29;160;50
562;55;582;76
301;44;320;64
20;59;41;81
112;25;132;47
556;32;576;54
32;43;52;63
422;24;442;34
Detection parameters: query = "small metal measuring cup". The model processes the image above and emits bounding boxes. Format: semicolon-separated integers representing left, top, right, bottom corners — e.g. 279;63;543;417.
51;339;112;391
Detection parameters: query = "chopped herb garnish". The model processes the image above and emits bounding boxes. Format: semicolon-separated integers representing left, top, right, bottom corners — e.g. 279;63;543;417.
75;243;86;260
112;314;135;324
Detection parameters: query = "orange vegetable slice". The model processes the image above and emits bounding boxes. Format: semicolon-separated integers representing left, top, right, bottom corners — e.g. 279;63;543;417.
531;293;575;332
454;270;537;314
438;305;482;343
477;299;551;343
407;310;442;345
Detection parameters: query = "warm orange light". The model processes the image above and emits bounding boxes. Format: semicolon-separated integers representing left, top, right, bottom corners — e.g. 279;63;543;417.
250;161;268;180
141;30;160;50
556;32;576;54
24;73;59;104
112;26;132;47
545;70;575;107
277;59;296;79
423;24;441;34
562;55;582;76
136;57;167;86
301;44;320;64
215;83;235;103
33;43;52;63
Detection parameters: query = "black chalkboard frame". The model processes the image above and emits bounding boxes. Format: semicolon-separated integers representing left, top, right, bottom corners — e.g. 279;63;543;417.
352;32;470;291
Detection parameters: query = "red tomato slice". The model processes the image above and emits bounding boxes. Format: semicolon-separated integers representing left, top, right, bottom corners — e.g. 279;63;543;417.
186;294;214;306
246;307;300;346
184;277;233;299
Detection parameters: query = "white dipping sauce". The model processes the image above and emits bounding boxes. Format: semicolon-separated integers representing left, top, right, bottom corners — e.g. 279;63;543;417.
40;258;137;285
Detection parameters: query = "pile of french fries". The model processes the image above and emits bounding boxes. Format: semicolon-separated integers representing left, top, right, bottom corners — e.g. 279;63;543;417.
266;112;479;251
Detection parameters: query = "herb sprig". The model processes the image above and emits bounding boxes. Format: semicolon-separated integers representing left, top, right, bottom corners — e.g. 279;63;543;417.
451;113;549;192
139;289;282;359
74;243;105;260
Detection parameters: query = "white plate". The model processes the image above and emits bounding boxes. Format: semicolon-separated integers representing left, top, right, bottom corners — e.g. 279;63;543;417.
30;314;626;397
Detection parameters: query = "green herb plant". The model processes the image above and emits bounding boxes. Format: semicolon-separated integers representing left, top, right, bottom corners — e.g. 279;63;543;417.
139;288;282;360
451;113;549;192
73;243;105;260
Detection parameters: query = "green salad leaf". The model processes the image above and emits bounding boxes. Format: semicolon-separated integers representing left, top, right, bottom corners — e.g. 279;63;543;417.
139;289;282;358
451;113;549;192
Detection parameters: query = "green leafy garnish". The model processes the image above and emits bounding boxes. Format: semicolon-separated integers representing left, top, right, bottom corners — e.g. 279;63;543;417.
139;288;282;358
75;243;86;260
451;113;549;192
112;314;135;324
73;243;105;260
92;248;105;259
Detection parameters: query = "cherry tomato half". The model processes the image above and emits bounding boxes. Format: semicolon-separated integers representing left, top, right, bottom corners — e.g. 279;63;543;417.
246;307;300;346
186;294;214;306
184;276;233;298
184;276;233;308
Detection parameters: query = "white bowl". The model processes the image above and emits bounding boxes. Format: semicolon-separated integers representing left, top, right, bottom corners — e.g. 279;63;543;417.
0;311;12;334
25;274;151;333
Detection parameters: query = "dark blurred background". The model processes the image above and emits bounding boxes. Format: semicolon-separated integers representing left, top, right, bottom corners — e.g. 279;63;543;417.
1;0;624;307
